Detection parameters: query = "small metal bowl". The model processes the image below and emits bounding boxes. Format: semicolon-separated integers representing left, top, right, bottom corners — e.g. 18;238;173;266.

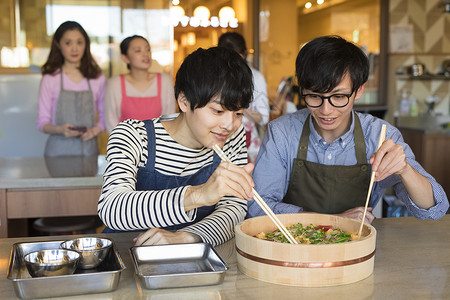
60;237;112;269
24;249;80;277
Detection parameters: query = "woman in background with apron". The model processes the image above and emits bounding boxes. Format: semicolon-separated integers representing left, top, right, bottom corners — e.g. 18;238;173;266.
37;21;105;157
104;35;175;133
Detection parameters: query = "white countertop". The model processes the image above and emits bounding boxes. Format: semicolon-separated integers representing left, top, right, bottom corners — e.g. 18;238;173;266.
1;215;450;299
0;156;107;189
397;115;450;134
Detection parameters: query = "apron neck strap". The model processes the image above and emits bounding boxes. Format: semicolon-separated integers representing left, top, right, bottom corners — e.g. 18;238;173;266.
353;112;367;164
297;112;367;164
297;115;311;160
59;69;92;91
156;73;162;97
60;70;64;90
86;77;92;91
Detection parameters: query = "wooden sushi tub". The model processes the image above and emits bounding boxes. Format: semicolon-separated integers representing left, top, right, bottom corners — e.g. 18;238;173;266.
235;213;376;287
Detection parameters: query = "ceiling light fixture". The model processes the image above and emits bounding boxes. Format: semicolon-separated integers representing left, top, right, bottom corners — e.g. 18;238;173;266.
189;16;200;27
193;6;211;27
218;6;235;22
172;5;238;28
210;16;220;27
170;5;185;26
193;6;210;21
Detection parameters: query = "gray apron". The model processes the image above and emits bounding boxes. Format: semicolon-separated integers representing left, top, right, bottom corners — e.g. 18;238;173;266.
44;71;98;157
283;113;371;214
44;155;98;177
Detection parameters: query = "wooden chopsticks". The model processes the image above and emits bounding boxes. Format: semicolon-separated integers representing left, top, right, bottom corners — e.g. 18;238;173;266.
358;124;387;237
212;144;298;244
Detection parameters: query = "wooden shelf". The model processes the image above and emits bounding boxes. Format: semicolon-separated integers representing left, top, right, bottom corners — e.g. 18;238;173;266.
0;67;32;75
396;74;450;80
389;53;450;56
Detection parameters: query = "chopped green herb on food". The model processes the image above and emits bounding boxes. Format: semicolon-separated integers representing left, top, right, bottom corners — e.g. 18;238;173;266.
255;222;359;244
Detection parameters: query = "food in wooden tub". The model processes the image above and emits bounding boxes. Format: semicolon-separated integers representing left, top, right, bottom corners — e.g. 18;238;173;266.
235;213;376;287
255;222;361;244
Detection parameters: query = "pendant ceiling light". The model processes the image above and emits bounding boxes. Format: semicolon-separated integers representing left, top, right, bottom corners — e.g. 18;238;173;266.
218;6;235;22
170;5;185;26
193;6;210;21
172;4;238;28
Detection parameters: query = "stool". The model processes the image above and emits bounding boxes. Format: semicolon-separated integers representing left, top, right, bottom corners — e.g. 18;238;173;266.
32;216;102;236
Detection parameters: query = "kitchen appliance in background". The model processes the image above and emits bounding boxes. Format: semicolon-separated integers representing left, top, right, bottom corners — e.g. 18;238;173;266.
409;63;425;76
440;0;450;13
396;63;427;77
437;59;450;76
425;94;442;116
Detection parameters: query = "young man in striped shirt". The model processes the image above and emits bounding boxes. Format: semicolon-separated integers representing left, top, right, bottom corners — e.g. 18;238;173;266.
98;47;255;246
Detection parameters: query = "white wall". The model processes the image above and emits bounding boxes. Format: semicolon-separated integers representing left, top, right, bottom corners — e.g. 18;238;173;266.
0;74;47;157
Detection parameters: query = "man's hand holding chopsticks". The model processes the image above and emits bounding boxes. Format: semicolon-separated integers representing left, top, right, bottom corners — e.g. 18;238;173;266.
183;162;255;211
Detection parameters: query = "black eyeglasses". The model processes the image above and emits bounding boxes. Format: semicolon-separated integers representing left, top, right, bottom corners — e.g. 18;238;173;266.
301;91;354;108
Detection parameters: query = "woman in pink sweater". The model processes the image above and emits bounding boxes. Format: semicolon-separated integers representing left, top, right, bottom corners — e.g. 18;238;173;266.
37;21;105;157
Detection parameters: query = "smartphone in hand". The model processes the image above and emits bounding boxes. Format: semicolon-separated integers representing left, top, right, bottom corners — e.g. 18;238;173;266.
70;126;87;133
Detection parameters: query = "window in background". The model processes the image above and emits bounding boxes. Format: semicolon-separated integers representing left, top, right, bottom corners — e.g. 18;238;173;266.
0;0;173;78
121;8;172;75
260;0;386;118
0;0;173;157
297;0;381;107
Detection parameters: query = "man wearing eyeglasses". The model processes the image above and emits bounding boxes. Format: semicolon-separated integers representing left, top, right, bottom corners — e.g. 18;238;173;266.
247;35;449;222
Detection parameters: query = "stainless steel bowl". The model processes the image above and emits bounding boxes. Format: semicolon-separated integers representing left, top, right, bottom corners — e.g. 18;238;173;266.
24;249;80;277
60;237;112;269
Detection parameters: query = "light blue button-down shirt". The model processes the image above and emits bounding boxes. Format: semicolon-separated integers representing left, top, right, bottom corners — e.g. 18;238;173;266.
248;109;449;219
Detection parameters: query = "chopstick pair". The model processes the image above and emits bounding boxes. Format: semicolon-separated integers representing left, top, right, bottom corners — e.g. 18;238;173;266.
358;124;387;237
212;144;298;244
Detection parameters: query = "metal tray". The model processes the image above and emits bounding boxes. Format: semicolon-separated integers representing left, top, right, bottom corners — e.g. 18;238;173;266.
130;243;228;289
7;239;126;299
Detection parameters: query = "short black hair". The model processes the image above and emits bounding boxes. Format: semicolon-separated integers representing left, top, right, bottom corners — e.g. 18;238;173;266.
295;35;369;94
218;32;247;58
175;47;253;111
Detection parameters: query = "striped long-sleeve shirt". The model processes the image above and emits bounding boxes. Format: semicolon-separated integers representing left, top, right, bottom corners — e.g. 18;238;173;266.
98;117;248;246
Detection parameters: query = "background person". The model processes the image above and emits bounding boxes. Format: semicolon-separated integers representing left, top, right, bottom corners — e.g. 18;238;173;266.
218;32;270;162
104;35;176;133
98;47;255;246
248;35;449;222
37;21;105;157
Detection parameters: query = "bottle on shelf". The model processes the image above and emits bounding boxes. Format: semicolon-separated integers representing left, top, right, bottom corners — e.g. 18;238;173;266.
409;94;418;117
399;90;410;116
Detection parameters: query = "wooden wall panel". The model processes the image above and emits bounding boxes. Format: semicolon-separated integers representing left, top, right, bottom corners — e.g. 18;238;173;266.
401;129;450;195
7;188;101;219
